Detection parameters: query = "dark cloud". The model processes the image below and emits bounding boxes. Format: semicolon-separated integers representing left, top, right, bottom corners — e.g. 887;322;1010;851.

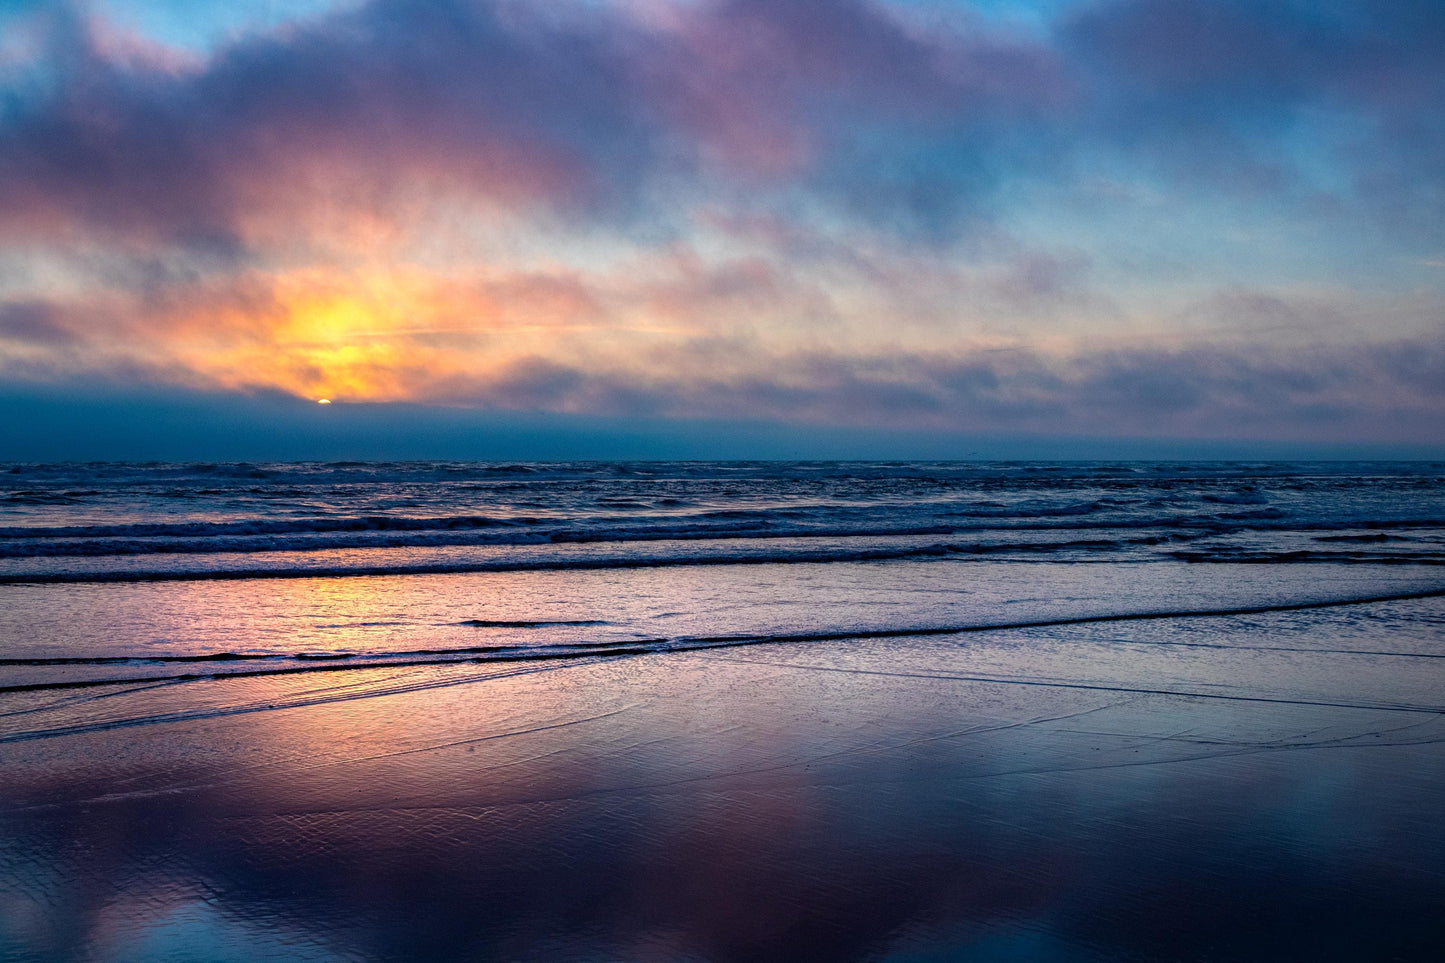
1062;0;1445;235
0;0;652;246
1065;0;1445;103
0;0;1441;452
0;300;73;345
406;335;1445;445
0;0;1074;248
1;0;1440;249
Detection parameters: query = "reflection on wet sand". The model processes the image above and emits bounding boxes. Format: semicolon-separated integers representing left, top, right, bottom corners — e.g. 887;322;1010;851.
4;604;1445;960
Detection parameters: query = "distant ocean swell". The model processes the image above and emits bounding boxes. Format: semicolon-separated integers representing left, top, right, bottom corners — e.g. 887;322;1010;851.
3;539;1444;584
13;511;1445;559
1;461;1442;580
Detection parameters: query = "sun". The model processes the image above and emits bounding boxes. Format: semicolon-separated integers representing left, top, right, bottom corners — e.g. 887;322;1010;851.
317;398;332;405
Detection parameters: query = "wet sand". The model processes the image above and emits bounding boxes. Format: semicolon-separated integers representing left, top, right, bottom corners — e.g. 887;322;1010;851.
4;595;1445;960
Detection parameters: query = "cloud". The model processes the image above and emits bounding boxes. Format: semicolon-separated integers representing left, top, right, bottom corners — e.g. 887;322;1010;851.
0;300;73;345
1062;0;1445;237
0;0;652;249
2;1;1441;246
3;233;1442;447
2;0;1441;255
0;0;1442;452
0;0;1079;251
445;339;1445;443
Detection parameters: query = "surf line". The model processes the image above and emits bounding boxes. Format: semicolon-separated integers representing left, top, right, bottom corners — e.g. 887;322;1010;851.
0;644;665;695
3;587;1444;697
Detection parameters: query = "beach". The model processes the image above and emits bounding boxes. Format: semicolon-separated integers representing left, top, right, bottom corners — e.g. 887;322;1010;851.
3;463;1444;959
4;0;1444;955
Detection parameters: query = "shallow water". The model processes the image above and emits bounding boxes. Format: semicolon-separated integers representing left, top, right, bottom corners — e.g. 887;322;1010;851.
2;463;1444;960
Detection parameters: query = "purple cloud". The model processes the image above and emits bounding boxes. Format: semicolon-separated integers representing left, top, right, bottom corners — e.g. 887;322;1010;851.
404;336;1445;445
0;300;73;345
0;0;1076;248
0;0;1441;449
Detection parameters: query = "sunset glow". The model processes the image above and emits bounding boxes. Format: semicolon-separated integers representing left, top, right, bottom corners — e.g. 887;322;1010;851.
4;7;1445;953
1;0;1442;455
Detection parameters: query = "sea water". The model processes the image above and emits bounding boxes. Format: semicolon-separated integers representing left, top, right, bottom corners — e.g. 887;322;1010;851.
2;462;1444;959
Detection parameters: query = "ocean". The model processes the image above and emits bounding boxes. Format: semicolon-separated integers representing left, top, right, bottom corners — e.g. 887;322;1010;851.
3;461;1444;959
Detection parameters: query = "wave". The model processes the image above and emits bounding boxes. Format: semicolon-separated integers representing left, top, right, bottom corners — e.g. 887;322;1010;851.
3;533;1442;584
0;513;520;543
0;506;1095;545
1169;550;1445;564
2;510;1440;560
0;535;1247;583
4;462;1442;584
455;618;614;628
6;587;1444;701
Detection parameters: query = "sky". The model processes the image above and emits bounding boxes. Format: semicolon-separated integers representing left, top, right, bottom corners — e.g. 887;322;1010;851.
0;0;1442;460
